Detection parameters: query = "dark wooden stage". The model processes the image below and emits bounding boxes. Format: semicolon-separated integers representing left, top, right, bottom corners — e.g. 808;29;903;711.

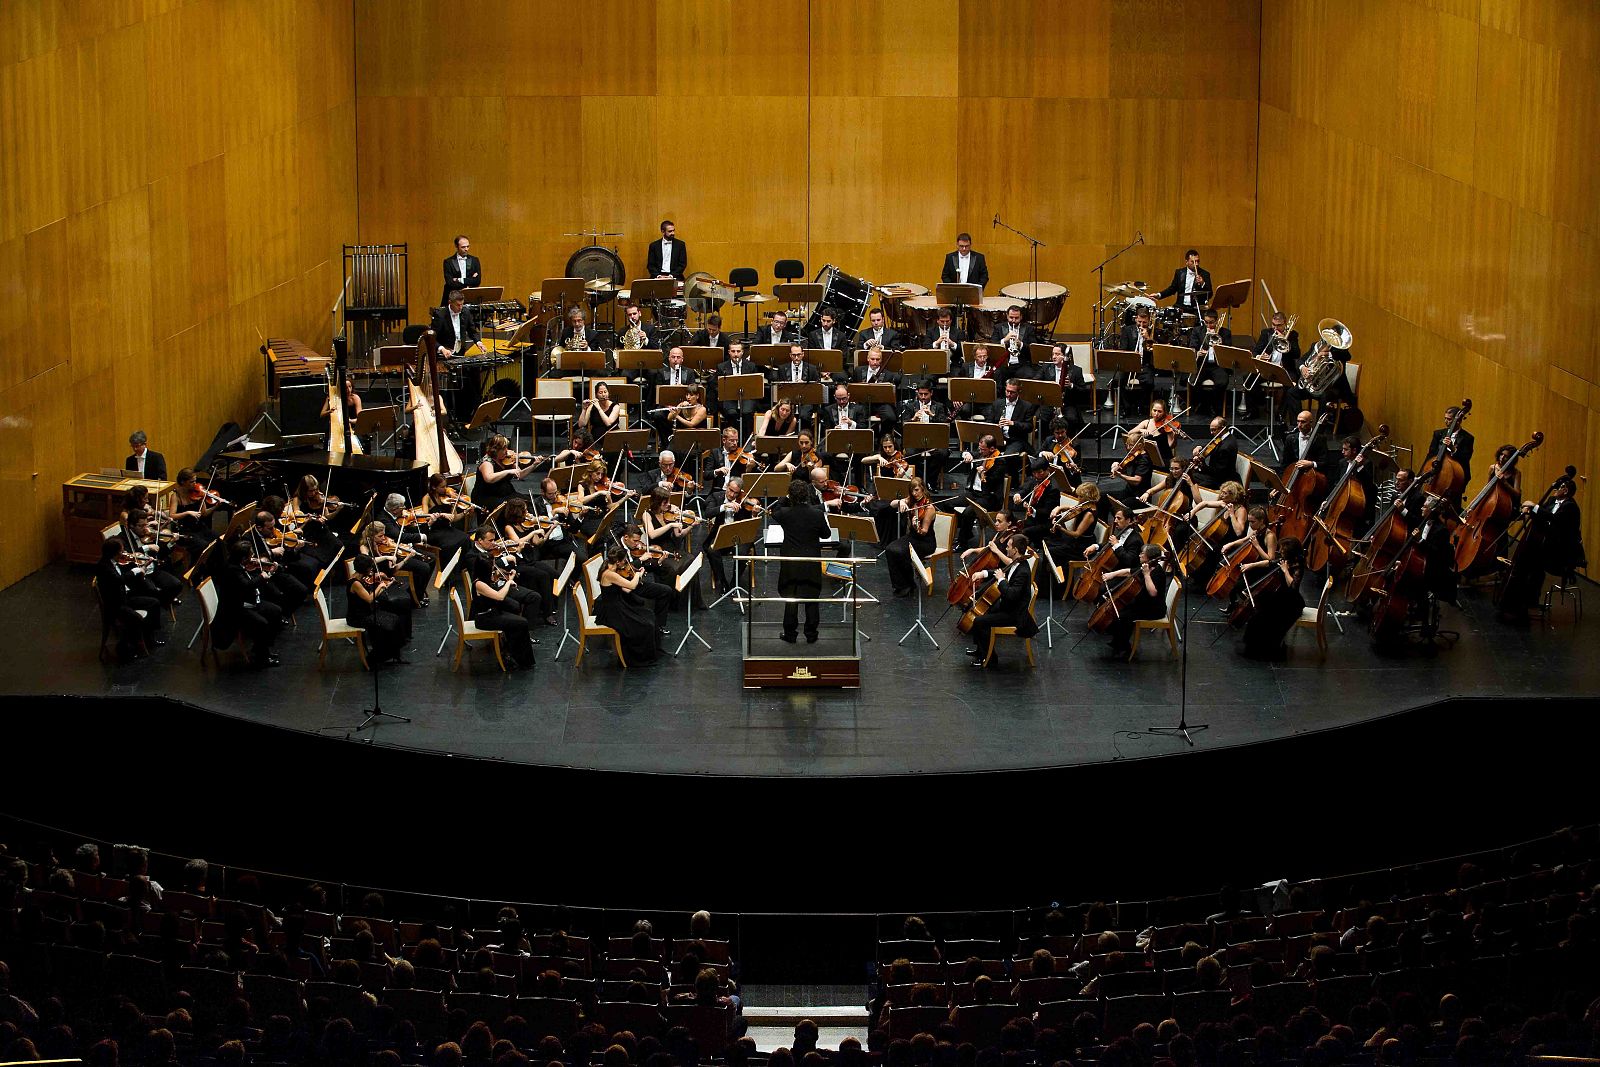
2;560;1594;779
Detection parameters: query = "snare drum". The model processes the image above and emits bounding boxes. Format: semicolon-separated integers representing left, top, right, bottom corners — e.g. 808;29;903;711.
879;282;930;329
1000;281;1068;332
965;295;1023;339
805;264;873;335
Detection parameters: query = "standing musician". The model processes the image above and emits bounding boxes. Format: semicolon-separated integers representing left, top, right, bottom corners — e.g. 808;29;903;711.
467;527;537;671
883;476;939;598
1413;493;1461;608
954;434;1006;549
770;479;831;644
756;310;798;347
1501;472;1585;617
441;234;481;306
618;303;660;351
1112;305;1158;414
472;435;545;510
431;289;482;356
857;307;901;354
689;312;731;353
1428;404;1476;487
1102;428;1154;511
850;347;901;434
992;305;1037;366
97;538;165;659
1098;544;1172;658
646;219;686;280
805;306;849;354
420;473;474;560
1330;435;1378;506
986;378;1036;455
215;540;286;669
716;340;764;427
617;524;679;636
1189;416;1238;490
1248;311;1300;420
125;430;167;480
963;535;1038;668
1154;248;1212;315
347;554;414;666
246;510;310;615
1370;467;1418;533
1041;344;1089;428
1186;308;1232;416
941;232;990;292
1131;399;1187;467
578;381;627;442
924;306;966;353
1482;443;1525;504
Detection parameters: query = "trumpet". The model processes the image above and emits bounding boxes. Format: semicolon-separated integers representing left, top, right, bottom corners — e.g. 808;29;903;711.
1001;328;1023;357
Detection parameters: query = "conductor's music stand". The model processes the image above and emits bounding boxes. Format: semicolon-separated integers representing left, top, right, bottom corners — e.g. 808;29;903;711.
898;546;939;648
709;516;763;612
1093;348;1143;442
826;513;882;634
719;372;767;440
900;420;951;487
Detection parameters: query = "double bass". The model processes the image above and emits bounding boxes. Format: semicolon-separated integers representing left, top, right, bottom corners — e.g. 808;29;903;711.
1495;465;1576;614
1274;413;1329;542
1369;521;1428;639
1419;399;1472;500
1305;424;1389;573
1453;432;1542;574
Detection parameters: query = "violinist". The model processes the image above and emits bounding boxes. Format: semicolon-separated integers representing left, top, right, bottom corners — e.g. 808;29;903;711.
861;431;912;479
619;523;679;634
1082;504;1144;574
963;534;1038;668
1189;416;1238;490
1237;536;1306;660
359;520;421;605
285;477;349;573
1102;428;1154;511
489;501;560;616
1098;544;1171;658
122;508;184;608
380;493;436;596
214;540;286;669
955;434;1005;549
473;434;545;510
258;494;331;587
884;477;939;597
572;466;616;542
1185;308;1232;416
419;473;475;559
1113;306;1157;414
246;510;309;615
1013;459;1064;540
644;449;698;496
529;477;581;561
97;537;164;659
594;543;664;666
173;467;225;535
986;379;1035;455
774;432;821;477
642;486;696;596
851;340;901;433
1131;399;1186;467
578;380;627;441
467;527;536;671
706;476;758;592
549;430;598;469
897;381;950;487
346;553;413;666
710;426;757;489
1044;483;1102;584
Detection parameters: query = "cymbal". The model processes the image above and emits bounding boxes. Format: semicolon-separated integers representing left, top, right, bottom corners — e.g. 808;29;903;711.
585;278;618;292
1102;282;1147;297
736;292;775;304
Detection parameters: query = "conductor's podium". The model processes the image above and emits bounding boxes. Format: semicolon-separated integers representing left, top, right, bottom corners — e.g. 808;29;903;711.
738;551;870;689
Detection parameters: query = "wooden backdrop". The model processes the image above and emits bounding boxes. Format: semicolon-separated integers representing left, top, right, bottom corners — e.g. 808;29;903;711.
1257;0;1600;561
354;0;1261;340
0;0;356;588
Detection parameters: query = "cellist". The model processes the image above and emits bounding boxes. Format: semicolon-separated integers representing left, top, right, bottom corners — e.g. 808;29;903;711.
963;534;1038;669
1098;544;1172;658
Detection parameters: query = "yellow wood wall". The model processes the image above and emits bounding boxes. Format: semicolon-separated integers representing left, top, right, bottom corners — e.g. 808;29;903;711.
0;0;356;588
1258;0;1600;555
353;0;1262;338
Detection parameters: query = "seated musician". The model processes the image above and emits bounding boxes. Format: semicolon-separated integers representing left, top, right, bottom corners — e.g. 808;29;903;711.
527;476;582;561
321;377;364;448
489;500;559;619
710;426;756;491
380;493;437;595
1189;416;1238;489
1041;345;1089;428
1138;455;1195;551
121;508;183;609
1216;505;1275;601
431;290;482;356
1046;482;1101;569
246;509;309;615
1035;418;1083;490
259;494;335;586
898;380;950;488
97;538;165;659
1102;429;1154;512
652;345;699;393
716;340;764;428
883;476;938;596
618;523;677;635
849;346;900;433
1111;306;1157;414
467;527;537;671
820;384;869;478
571;466;615;540
173;467;225;536
1238;535;1308;660
963;533;1039;669
706;475;760;592
618;304;660;351
985;378;1035;456
774;431;822;478
771;344;822;425
812;463;873;516
1130;399;1186;467
857;307;901;355
963;509;1021;571
286;475;349;562
578;381;627;441
1099;544;1172;658
560;307;598;353
1184;480;1248;587
758;397;800;441
360;520;427;608
924;306;965;353
804;306;848;354
418;473;474;560
955;343;1006;398
1184;308;1232;416
346;554;414;666
755;309;798;348
992;305;1036;366
594;544;665;666
1248;312;1299;420
1280;410;1328;507
642;449;696;496
1013;460;1062;544
1083;504;1144;574
549;430;597;469
472;435;544;511
664;383;709;436
641;486;694;570
955;434;1006;549
1369;467;1418;536
125;429;167;480
689;312;730;353
215;541;286;669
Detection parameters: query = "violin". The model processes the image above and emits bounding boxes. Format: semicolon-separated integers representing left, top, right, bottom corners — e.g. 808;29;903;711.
357;571;392;591
884;449;912;479
1153;413;1189;439
375;533;416;559
629;544;681;563
1046;436;1082;473
185;484;227;507
671;468;701;490
822;480;872;505
243;552;278;576
395;507;423;527
1049;499;1096;534
662;507;703;528
497;449;547;471
266;528;303;549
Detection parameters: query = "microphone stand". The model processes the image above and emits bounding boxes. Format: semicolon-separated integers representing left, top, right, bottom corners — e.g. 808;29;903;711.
1090;232;1144;343
994;214;1046;311
1148;548;1207;745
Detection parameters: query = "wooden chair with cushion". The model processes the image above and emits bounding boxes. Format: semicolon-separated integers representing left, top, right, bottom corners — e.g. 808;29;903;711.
1128;576;1182;660
313;585;369;669
449;587;506;672
572;582;627;668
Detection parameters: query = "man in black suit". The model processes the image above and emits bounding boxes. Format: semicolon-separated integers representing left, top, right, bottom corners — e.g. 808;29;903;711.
771;479;830;643
618;303;660;351
991;305;1037;365
97;538;164;659
820;384;868;478
441;234;482;306
1249;311;1300;420
557;308;599;354
771;343;822;424
856;307;900;354
955;434;1006;548
898;380;950;487
1040;344;1089;427
1112;306;1157;414
924;305;965;355
1280;409;1329;511
1427;407;1475;490
850;348;900;434
1154;248;1212;315
645;219;686;281
753;310;798;348
804;305;850;356
1189;416;1239;490
1529;474;1583;576
1185;308;1233;415
964;534;1038;667
431;290;481;355
985;378;1036;455
646;346;699;431
716;340;765;428
940;232;989;292
1326;434;1377;507
952;344;1005;420
125;430;167;480
689;312;731;353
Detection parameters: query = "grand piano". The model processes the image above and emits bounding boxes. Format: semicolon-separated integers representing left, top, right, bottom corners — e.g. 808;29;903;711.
219;444;430;504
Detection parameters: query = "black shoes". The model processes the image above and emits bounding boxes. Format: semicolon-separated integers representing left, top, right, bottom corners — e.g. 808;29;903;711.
805;633;818;644
779;633;798;644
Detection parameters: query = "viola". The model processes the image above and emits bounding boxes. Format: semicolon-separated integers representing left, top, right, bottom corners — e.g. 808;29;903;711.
185;484;227;506
670;468;701;490
497;450;546;470
266;528;303;549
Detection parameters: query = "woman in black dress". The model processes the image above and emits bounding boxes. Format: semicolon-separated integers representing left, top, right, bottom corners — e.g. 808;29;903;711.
1240;535;1307;659
346;554;413;665
593;544;661;666
884;477;939;597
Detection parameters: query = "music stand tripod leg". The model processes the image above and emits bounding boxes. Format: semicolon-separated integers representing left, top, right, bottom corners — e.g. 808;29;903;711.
897;580;940;648
673;596;712;656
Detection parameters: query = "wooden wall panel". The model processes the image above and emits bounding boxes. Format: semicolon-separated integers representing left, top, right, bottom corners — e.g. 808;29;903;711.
1259;0;1600;570
0;0;356;589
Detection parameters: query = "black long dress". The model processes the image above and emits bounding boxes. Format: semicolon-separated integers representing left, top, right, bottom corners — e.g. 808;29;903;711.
1241;562;1306;659
594;575;661;666
346;578;413;664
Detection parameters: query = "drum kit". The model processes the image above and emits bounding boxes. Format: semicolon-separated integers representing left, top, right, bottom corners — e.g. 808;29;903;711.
1097;280;1190;346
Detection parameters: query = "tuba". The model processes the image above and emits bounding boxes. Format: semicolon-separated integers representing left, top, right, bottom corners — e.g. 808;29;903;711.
1300;318;1352;396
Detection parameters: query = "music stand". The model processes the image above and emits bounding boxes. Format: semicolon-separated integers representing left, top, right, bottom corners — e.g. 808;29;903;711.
614;348;659;389
947;377;998;423
671;553;710;656
827;514;882;632
628;278;678;326
671;428;722;496
753;435;799;463
774;281;824;317
748;343;791;370
458;285;504;306
601;427;650;456
1251;359;1296;459
849;381;897;434
1212;343;1257;436
584;500;622;551
679;346;722;374
465;397;508;434
1153;343;1193;411
898;546;939;648
1093;348;1143;440
1209;278;1253;322
719;372;767;439
899;348;950;382
936;283;982;335
550;551;580;660
1014;378;1063;413
709;516;763;611
547;464;585;496
774;381;826;412
806;348;846;376
900;420;950;486
541;275;588;334
529;396;577;458
1039;541;1070;647
552;347;607;392
352;404;397;449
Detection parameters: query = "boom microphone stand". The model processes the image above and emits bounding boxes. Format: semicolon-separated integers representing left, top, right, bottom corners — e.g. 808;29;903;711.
1148;547;1206;745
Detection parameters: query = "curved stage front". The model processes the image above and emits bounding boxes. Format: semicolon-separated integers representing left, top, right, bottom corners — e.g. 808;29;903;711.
3;562;1595;777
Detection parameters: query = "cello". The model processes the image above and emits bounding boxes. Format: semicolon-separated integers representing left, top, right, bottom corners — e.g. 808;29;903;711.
1453;431;1542;573
1305;424;1389;573
1087;546;1172;633
1419;399;1472;500
1273;413;1329;542
1072;525;1125;602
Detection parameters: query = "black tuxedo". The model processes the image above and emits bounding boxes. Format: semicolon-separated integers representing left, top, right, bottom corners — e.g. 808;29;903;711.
923;323;966;352
1252;328;1302;385
619;322;661;350
856;325;901;352
126;451;167;480
851;365;900;390
804;327;849;354
1427;428;1475;487
1115;323;1157;376
1186;324;1235;412
984;397;1036;451
689;329;731;352
715;357;765;422
646;238;686;280
1155;265;1213;312
650;364;700;392
898;397;948;426
752;325;799;348
441;253;482;305
770;360;822;386
990;321;1038;364
1105;526;1145;571
1536;497;1584;575
430;305;481;354
968;560;1038;654
558;325;600;353
1194;437;1239;490
770;498;830;639
941;250;990;291
1281;428;1327;474
849;367;901;432
820;402;868;435
957;359;1007;390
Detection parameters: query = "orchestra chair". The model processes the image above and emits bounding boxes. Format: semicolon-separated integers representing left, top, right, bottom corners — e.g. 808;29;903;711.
926;511;958;585
93;578;149;663
448;587;507;673
1293;573;1335;654
434;563;473;657
531;377;576;435
1065;520;1110;599
312;586;369;670
1542;565;1584;622
979;557;1038;669
314;547;346;589
194;577;247;667
1312;362;1360;423
774;259;804;285
183;537;220;588
571;582;626;669
581;551;606;600
1127;576;1182;660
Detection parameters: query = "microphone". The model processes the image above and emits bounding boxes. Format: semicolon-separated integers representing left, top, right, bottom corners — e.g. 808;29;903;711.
993;214;999;229
1136;231;1144;245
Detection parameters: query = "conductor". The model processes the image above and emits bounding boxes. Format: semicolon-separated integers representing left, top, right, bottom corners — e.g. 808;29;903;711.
770;479;830;644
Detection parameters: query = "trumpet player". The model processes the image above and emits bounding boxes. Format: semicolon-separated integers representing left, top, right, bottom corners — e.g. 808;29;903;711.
1185;308;1233;416
857;307;901;354
923;305;966;352
991;305;1037;366
619;303;660;351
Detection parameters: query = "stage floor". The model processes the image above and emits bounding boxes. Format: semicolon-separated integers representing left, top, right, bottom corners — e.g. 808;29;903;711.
3;561;1595;777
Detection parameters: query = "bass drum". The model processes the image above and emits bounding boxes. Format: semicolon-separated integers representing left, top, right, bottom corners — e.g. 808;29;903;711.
564;246;626;310
804;264;873;337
